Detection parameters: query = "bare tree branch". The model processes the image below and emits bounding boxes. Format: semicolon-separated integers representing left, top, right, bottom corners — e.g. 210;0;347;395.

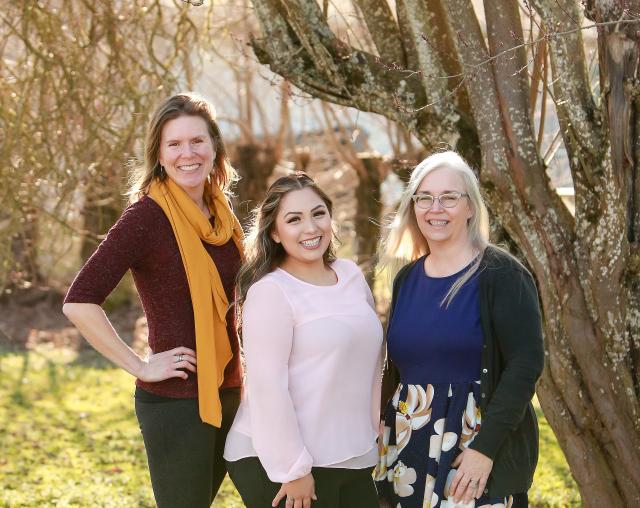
353;0;405;64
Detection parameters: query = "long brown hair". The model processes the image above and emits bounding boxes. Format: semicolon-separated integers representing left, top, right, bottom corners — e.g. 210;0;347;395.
127;92;237;203
236;172;337;307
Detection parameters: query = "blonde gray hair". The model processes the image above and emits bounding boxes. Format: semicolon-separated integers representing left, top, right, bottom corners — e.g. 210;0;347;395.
378;150;490;306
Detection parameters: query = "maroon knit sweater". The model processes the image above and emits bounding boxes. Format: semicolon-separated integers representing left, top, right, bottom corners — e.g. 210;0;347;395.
64;195;243;397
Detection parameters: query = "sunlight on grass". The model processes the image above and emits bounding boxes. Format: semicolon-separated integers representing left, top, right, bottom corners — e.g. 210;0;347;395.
531;397;582;507
0;347;580;507
0;346;242;507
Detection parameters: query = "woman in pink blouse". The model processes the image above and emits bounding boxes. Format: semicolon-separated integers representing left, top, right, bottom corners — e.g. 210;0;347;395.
224;173;383;508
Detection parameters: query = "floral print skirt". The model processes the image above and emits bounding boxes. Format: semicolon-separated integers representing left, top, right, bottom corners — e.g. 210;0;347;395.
374;380;513;508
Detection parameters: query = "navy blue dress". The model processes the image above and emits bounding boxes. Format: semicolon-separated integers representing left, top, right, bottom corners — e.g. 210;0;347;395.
374;258;514;507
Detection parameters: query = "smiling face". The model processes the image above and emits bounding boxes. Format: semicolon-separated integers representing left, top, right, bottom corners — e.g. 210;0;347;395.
271;187;333;268
158;115;216;200
413;166;473;248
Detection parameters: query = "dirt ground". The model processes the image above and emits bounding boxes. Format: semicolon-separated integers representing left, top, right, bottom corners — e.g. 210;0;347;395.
0;287;147;353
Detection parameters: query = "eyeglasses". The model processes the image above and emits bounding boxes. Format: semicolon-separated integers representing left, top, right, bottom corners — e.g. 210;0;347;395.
411;192;468;210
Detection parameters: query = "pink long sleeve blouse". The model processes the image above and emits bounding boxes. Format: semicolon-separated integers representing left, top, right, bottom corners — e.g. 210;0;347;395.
223;258;383;483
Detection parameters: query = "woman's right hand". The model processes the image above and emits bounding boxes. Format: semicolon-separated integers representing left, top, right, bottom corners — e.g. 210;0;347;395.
137;346;197;382
272;473;317;508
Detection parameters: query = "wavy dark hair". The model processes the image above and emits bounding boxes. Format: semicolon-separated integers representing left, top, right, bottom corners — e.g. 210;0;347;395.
127;92;236;203
236;172;337;308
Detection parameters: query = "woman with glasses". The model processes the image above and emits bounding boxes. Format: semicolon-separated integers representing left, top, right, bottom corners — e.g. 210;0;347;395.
374;151;543;508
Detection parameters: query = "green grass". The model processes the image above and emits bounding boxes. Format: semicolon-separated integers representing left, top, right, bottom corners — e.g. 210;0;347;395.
0;346;242;508
0;346;580;507
531;398;582;507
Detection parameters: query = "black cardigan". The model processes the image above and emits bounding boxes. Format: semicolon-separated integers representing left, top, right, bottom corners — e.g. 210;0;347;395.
381;246;544;496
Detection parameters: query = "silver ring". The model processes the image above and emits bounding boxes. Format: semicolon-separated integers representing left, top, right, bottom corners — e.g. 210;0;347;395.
286;499;293;505
469;479;479;486
176;354;183;362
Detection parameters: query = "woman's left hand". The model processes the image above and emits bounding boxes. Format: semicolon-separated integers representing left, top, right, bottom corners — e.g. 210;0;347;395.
449;448;493;503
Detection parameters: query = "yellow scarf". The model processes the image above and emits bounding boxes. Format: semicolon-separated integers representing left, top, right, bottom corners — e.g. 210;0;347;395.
149;177;243;427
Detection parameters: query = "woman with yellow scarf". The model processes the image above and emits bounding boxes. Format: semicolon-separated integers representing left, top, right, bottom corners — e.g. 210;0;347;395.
63;93;244;507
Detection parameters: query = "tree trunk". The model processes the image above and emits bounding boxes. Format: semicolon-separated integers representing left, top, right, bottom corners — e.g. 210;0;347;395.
79;190;121;264
231;142;281;229
10;205;42;288
353;155;383;286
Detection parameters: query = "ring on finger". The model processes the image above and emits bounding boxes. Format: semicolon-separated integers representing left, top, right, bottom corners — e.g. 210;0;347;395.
175;354;183;363
286;499;294;505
